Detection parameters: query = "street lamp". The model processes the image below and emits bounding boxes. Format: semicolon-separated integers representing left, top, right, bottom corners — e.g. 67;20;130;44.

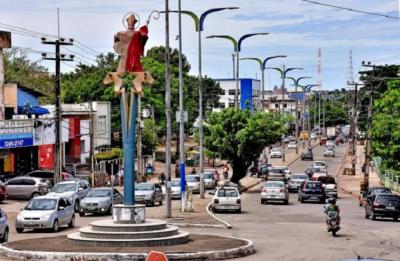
240;55;287;109
166;7;239;199
207;33;269;109
298;84;319;148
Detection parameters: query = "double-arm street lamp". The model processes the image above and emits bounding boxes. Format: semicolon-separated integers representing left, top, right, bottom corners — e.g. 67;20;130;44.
207;33;269;109
167;7;238;199
298;84;319;148
240;55;287;108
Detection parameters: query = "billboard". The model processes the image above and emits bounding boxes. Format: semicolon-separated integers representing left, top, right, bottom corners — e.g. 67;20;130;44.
0;120;34;149
34;119;69;145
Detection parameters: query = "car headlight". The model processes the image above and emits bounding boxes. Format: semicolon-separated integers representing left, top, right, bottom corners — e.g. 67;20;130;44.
16;214;24;222
41;213;52;220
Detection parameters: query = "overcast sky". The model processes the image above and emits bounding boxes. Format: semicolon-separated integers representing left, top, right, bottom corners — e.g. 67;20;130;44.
1;0;399;91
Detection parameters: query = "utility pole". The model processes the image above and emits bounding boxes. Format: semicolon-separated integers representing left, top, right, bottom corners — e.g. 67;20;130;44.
89;100;95;187
42;37;73;183
137;96;143;182
164;0;172;218
232;53;235;79
347;82;359;174
322;92;325;133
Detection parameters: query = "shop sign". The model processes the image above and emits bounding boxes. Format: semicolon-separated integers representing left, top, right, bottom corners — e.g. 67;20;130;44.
0;120;34;149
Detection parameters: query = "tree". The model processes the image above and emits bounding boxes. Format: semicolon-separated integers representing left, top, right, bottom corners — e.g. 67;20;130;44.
146;46;191;73
142;119;160;156
204;108;286;183
371;80;400;169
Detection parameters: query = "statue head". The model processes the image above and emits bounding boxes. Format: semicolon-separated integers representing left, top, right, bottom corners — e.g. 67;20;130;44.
126;14;138;29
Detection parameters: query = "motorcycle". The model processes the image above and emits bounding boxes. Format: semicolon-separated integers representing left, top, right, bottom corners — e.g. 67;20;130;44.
326;211;340;236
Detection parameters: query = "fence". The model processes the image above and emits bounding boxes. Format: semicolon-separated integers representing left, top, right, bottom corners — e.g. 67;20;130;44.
373;156;400;193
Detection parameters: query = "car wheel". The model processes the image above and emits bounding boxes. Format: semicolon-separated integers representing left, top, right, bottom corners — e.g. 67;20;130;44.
79;211;85;217
237;208;241;214
15;228;23;233
300;198;304;203
74;200;79;213
394;216;398;222
371;211;376;221
212;207;217;213
52;219;59;232
261;199;264;204
284;199;289;205
108;206;113;215
68;215;75;228
0;228;8;243
151;198;156;207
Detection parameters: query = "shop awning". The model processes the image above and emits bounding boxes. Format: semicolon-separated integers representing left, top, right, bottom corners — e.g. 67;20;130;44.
17;106;50;115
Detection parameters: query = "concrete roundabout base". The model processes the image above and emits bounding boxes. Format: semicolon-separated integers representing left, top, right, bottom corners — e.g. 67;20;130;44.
0;234;255;261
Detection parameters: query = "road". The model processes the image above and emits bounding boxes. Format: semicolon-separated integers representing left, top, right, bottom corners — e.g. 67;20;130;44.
189;143;400;261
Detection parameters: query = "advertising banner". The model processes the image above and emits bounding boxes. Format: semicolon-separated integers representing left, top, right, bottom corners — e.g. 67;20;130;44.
0;120;34;149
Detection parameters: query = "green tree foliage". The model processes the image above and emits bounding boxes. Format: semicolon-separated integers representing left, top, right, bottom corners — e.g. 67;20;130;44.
142;119;160;156
371;80;400;169
4;50;53;103
204;108;286;183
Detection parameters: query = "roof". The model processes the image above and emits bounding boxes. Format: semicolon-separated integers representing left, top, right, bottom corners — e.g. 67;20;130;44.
17;84;47;97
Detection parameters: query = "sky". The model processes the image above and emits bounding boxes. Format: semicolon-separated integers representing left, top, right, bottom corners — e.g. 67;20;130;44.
1;0;399;91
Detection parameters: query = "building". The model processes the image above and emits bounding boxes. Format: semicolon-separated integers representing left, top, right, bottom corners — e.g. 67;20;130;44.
212;78;261;112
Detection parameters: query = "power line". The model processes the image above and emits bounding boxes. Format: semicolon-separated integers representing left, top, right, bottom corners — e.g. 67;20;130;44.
302;0;400;20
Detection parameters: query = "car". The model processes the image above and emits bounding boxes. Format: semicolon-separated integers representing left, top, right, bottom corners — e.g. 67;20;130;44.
15;196;75;233
47;180;90;212
5;177;49;200
202;171;215;189
359;186;392;207
135;182;163;206
212;186;241;213
318;176;337;198
320;137;327;146
273;166;291;180
186;174;200;193
326;140;335;148
310;132;317;140
288;141;298;149
261;181;289;205
288;136;296;142
266;167;286;182
0;208;9;243
270;147;283;158
79;188;123;216
312;161;327;170
301;150;313;161
288;173;309;192
311;171;327;181
0;180;7;203
25;170;74;187
283;137;290;143
365;194;400;221
298;181;325;203
324;147;335;157
171;179;181;199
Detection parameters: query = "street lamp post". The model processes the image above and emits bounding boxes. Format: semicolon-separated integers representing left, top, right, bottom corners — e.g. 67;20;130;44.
167;7;238;199
240;55;287;109
207;33;269;109
298;84;319;149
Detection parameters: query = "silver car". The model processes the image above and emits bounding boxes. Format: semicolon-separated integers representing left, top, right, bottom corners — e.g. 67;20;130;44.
15;196;75;233
135;183;163;206
261;181;289;205
202;172;215;189
5;177;49;200
270;148;283;158
47;180;90;212
171;179;181;199
0;208;9;243
324;147;335;157
287;141;298;149
186;175;200;193
79;188;123;216
288;173;309;192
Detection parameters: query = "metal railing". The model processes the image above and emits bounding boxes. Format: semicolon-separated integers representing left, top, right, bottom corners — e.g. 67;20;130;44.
373;156;400;193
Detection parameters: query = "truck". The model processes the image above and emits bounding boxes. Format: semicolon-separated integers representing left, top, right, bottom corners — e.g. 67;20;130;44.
327;127;336;138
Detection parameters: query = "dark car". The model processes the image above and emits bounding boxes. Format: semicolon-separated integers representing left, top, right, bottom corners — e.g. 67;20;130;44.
301;150;313;161
266;168;286;182
365;194;400;221
359;186;392;207
298;181;325;203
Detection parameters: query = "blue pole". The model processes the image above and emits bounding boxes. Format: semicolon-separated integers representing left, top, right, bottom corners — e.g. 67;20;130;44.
122;93;138;205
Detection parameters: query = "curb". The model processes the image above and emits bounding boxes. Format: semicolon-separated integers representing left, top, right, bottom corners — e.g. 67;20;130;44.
0;236;255;261
206;202;233;229
169;222;226;229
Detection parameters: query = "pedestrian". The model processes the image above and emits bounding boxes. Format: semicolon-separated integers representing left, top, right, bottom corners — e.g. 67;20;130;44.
159;172;166;185
190;168;197;175
117;168;124;186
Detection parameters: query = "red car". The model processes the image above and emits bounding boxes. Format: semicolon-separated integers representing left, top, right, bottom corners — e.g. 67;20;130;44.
0;181;7;203
320;137;327;146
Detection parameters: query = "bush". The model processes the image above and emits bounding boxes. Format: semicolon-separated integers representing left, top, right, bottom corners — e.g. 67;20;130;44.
95;148;123;161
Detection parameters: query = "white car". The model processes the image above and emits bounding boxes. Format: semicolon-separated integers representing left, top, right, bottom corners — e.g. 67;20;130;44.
287;141;298;149
310;132;317;140
324;147;335;157
261;181;289;205
202;171;216;189
288;173;309;192
0;208;9;243
270;148;283;158
312;161;327;170
15;196;75;233
47;180;90;212
326;140;335;148
186;175;200;193
212;186;241;213
171;179;181;199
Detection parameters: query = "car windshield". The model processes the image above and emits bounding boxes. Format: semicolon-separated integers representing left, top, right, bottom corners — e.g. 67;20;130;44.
86;189;111;198
289;141;296;145
217;189;238;197
314;162;325;166
372;188;392;195
292;175;307;180
270;168;284;174
319;177;335;184
305;182;321;189
376;195;400;206
272;148;281;152
25;198;57;210
265;182;284;188
171;180;180;187
187;176;200;182
135;183;154;191
52;183;76;193
203;173;213;179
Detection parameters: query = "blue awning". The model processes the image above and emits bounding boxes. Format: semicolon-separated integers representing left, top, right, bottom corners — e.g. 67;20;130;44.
17;106;50;115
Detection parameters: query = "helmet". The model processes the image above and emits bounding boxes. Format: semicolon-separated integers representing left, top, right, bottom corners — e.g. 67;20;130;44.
327;197;336;204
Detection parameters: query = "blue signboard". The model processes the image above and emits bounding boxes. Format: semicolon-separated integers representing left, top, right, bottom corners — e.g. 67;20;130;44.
0;120;34;149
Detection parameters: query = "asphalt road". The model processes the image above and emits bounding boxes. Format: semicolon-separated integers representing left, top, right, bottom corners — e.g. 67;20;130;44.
189;143;400;261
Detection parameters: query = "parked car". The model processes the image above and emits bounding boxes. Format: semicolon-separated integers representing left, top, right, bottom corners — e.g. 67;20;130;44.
47;180;90;212
0;180;7;203
288;141;298;149
288;173;309;192
301;150;313;161
25;170;74;187
320;137;327;146
79;188;123;216
5;177;49;200
0;208;9;243
202;171;215;189
318;176;337;198
365;194;400;221
135;182;163;206
15;196;75;233
324;147;335;157
171;179;181;199
359;186;392;207
298;181;325;203
212;186;241;213
266;167;286;182
186;175;200;193
261;181;289;205
270;147;283;158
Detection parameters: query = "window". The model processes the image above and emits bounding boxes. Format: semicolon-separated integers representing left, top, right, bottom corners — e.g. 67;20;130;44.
283;104;287;108
7;179;24;186
97;115;107;134
80;140;85;154
219;103;226;109
24;179;36;185
229;103;235;108
217;189;238;197
228;90;236;95
275;104;279;108
220;90;226;95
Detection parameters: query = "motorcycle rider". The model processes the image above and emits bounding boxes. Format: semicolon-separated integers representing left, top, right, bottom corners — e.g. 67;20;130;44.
324;197;341;231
